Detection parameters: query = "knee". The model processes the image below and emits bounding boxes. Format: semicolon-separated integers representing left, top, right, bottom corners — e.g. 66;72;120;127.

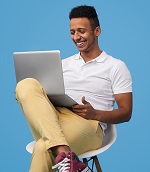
15;78;42;100
33;138;47;155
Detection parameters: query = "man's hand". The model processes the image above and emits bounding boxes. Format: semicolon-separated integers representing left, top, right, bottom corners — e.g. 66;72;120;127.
72;92;132;124
72;96;97;120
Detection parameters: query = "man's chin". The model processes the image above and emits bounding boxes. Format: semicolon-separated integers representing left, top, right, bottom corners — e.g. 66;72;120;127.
76;47;86;52
77;48;90;53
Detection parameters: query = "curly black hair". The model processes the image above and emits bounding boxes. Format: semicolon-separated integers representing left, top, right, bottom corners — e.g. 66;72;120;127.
69;5;100;29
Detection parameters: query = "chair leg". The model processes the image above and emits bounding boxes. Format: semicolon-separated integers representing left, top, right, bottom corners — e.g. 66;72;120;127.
83;156;102;172
93;156;102;172
83;158;93;171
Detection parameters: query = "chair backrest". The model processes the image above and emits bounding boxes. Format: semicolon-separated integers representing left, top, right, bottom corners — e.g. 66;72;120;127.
26;141;35;154
26;124;117;158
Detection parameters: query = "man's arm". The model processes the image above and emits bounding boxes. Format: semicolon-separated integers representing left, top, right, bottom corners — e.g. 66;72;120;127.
72;92;132;124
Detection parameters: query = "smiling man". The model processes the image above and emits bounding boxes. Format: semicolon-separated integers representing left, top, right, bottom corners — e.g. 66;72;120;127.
15;5;132;172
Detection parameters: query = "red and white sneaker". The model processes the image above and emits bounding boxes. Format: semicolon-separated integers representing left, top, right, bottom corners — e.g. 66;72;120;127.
52;152;90;172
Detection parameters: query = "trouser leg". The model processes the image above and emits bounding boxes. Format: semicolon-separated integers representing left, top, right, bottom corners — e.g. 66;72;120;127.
29;138;56;172
15;78;103;172
57;107;103;155
15;78;69;148
15;78;69;172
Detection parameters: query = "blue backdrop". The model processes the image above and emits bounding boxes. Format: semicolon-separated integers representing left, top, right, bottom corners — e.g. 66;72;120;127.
0;0;149;171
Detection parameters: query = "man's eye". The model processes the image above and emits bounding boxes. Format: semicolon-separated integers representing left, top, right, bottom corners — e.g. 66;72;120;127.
79;30;86;34
70;31;75;35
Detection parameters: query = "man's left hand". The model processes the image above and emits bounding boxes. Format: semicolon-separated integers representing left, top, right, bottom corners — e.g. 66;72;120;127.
72;96;97;120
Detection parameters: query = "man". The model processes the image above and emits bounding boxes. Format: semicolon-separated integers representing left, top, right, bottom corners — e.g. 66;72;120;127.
15;5;132;172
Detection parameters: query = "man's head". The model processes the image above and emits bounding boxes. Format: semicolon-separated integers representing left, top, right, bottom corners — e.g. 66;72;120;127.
69;5;100;30
69;5;101;55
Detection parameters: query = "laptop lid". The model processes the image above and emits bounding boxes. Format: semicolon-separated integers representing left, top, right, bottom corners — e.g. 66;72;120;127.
13;50;65;95
13;50;78;107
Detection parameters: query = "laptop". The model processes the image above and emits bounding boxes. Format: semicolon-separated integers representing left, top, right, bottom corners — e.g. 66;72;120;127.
13;50;78;107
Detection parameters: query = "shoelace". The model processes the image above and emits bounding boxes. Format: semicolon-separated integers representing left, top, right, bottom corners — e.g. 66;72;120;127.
52;157;71;172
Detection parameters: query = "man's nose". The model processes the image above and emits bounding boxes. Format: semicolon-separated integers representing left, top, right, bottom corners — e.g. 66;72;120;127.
74;32;81;40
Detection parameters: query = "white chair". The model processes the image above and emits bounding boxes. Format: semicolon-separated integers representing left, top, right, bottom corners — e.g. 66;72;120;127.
26;124;117;172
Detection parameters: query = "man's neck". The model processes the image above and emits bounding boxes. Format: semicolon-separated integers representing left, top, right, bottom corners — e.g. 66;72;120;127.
80;49;102;62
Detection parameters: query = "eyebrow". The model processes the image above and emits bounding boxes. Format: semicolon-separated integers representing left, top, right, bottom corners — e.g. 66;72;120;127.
70;28;86;31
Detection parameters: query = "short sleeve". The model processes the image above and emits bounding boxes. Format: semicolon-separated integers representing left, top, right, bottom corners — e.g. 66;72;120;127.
110;61;132;94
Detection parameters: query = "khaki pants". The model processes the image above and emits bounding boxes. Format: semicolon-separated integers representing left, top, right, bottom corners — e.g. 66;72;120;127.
15;78;103;172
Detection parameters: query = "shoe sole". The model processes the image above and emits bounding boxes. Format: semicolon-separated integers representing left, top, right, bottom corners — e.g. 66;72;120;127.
81;166;91;172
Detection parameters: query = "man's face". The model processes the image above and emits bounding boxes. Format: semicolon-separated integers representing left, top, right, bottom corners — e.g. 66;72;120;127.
70;17;99;53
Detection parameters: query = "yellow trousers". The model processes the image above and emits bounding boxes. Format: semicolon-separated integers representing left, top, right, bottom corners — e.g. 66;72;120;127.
15;78;103;172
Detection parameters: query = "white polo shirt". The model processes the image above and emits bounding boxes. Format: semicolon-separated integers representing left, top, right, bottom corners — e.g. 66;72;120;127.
62;51;132;129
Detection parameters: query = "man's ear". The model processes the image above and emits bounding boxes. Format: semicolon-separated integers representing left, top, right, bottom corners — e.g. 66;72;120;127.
95;26;101;37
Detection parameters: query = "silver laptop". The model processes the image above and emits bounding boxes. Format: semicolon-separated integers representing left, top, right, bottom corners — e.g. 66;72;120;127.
13;50;77;107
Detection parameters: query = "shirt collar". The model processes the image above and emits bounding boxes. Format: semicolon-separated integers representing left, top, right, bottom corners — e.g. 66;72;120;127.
74;51;108;63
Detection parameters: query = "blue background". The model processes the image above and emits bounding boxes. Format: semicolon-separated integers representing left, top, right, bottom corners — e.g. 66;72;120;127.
0;0;149;171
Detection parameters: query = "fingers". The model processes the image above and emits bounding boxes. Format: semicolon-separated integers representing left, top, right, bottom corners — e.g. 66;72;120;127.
72;105;86;113
72;96;89;110
75;113;87;119
82;96;88;105
72;96;95;120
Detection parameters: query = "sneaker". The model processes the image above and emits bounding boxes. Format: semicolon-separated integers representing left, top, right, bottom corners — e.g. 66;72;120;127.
52;152;90;172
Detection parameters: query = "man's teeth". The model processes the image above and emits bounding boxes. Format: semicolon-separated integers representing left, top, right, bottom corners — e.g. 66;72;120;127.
77;42;84;45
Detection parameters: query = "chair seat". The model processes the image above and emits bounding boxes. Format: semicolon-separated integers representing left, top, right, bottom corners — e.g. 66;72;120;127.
26;124;117;157
26;124;117;172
